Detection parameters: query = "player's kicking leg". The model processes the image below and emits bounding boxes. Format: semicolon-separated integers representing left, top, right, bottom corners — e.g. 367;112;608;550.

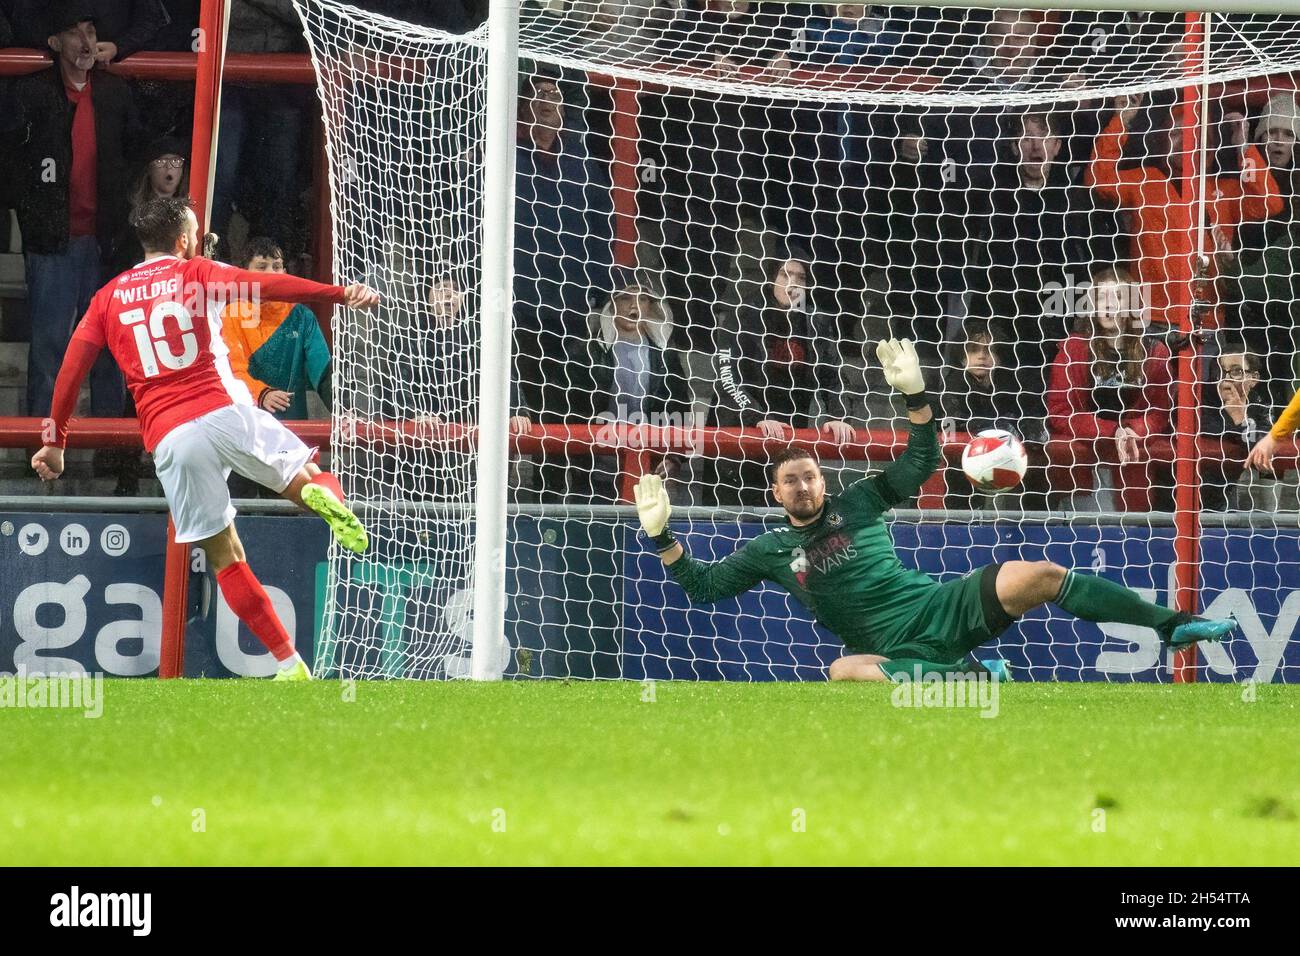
153;407;316;681
199;522;312;682
994;560;1238;647
282;463;368;554
218;404;369;554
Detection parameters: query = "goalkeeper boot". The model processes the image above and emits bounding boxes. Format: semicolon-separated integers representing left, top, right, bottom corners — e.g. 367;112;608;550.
1167;616;1238;649
978;659;1013;682
302;481;369;553
272;658;313;682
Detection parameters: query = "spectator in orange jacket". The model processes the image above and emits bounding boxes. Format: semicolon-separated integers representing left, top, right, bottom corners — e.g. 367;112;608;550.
1045;265;1175;511
1086;91;1281;328
220;237;332;420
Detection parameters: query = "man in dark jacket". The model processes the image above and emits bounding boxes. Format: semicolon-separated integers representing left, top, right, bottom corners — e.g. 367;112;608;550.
209;0;313;262
966;110;1121;419
513;73;615;423
510;73;615;500
10;0;166;61
2;5;144;422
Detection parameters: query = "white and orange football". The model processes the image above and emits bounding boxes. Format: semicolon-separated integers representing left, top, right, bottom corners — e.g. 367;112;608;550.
961;429;1028;492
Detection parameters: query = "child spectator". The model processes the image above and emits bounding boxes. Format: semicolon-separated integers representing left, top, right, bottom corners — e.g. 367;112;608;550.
1045;265;1175;511
388;270;479;505
939;319;1026;438
1228;94;1300;408
220;238;333;421
414;273;474;424
132;138;188;207
1241;93;1300;253
1086;91;1281;328
940;318;1049;510
1200;337;1274;510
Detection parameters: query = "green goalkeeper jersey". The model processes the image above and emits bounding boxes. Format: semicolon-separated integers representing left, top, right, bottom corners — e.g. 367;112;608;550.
666;419;947;656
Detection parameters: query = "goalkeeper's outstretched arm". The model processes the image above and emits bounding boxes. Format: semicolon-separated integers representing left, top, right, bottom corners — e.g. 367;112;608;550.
873;338;942;507
634;474;765;603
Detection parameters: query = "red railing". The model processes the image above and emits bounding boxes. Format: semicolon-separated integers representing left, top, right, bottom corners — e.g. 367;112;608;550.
0;416;965;506
7;415;1285;491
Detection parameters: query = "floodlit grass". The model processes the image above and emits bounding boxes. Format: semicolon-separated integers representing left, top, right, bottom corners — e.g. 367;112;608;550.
1;680;1296;865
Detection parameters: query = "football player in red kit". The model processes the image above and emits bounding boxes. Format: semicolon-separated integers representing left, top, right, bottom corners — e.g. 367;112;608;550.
32;197;380;681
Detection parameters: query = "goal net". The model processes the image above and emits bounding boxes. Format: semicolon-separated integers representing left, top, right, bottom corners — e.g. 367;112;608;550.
296;0;1300;683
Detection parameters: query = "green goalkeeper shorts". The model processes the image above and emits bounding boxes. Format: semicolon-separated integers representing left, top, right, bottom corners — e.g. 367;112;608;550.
880;563;1017;663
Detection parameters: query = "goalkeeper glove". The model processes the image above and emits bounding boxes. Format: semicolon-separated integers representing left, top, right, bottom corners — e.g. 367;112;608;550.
875;337;929;409
633;474;675;550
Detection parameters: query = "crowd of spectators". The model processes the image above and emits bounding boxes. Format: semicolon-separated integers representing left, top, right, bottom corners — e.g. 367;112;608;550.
508;2;1300;512
0;2;1296;514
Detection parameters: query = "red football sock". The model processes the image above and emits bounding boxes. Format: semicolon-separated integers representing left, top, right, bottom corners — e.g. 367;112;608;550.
309;470;345;504
216;562;295;662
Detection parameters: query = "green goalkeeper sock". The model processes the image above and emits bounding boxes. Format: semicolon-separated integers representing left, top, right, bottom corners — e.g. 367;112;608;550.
878;658;988;682
1053;570;1191;643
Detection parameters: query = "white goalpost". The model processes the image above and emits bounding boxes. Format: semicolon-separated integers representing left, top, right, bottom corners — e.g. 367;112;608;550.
470;0;521;681
295;0;1300;683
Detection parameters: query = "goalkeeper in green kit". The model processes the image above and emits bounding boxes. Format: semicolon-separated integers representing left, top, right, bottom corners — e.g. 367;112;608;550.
634;338;1239;681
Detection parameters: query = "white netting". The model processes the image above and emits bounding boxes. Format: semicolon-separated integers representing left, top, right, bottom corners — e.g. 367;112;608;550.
299;1;487;678
297;0;1300;682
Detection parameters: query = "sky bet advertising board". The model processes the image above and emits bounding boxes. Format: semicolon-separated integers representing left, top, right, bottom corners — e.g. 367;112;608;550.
0;511;1296;681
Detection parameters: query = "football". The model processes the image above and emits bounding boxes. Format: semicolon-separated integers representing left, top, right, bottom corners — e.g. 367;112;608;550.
961;429;1028;491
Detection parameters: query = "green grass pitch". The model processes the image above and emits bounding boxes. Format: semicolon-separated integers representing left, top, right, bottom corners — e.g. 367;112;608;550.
1;680;1296;865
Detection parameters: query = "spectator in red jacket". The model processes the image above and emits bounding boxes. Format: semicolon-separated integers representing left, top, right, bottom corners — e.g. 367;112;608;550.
1086;91;1281;328
1045;265;1175;511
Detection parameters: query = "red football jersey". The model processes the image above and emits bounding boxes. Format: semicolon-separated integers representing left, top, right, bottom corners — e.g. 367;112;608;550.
62;255;345;451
